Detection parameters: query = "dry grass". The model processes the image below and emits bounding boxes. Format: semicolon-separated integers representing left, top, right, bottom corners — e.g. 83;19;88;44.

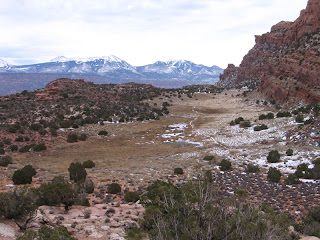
2;89;275;188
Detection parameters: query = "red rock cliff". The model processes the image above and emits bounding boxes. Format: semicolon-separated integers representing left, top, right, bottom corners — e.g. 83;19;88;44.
218;0;320;104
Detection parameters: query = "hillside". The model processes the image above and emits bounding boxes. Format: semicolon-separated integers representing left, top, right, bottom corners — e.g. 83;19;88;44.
217;0;320;105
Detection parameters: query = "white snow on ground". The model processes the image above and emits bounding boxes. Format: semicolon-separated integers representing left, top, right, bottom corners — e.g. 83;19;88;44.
192;114;320;175
168;123;188;131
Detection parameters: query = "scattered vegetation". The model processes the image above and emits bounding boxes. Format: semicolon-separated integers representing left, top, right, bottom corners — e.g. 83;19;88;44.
267;150;281;163
219;159;232;171
267;167;282;183
124;192;140;203
107;183;121;194
173;168;184;175
245;163;260;173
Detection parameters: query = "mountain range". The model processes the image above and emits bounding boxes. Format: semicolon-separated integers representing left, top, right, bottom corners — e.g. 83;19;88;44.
0;56;222;95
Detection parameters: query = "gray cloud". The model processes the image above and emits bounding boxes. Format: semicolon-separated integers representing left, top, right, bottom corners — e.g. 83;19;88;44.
0;0;308;68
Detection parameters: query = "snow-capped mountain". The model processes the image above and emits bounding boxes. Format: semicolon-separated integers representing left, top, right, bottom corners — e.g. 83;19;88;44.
137;60;222;81
4;55;222;81
0;56;223;95
0;59;10;71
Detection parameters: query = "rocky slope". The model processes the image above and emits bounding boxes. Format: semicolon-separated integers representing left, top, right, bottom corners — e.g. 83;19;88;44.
218;0;320;104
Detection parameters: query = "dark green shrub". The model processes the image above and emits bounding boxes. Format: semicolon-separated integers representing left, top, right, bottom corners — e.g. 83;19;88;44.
107;183;121;194
219;159;232;171
10;145;18;151
286;149;294;156
78;134;87;141
267;150;281;163
295;114;304;123
267;167;281;183
29;123;42;131
15;135;24;142
203;156;215;161
174;168;184;175
98;130;108;136
83;160;95;168
21;165;36;177
0;148;5;154
67;133;78;143
12;169;32;185
33;143;47;152
68;162;87;182
276;112;291;118
284;174;301;185
254;124;268;131
0;156;12;167
245;163;260;173
266;113;274;119
124;192;140;203
229;120;236;126
259;114;267;120
234;117;244;124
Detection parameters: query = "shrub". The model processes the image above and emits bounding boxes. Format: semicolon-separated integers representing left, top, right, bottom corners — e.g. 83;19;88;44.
276;112;291;118
219;159;232;171
245;163;260;173
12;169;32;185
239;120;251;128
267;150;281;163
78;134;87;141
286;149;294;156
33;143;47;152
0;148;5;154
203;156;215;161
0;156;12;167
21;165;36;177
124;192;140;203
267;167;281;183
229;120;236;126
234;117;244;124
266;113;274;119
68;162;87;182
98;130;108;136
10;145;18;151
67;133;78;143
259;114;267;120
254;124;268;131
174;168;184;175
295;114;304;123
284;174;301;185
83;160;95;168
107;183;121;194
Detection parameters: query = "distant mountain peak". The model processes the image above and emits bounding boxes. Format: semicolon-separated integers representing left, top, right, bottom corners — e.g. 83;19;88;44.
50;55;125;63
0;59;10;69
50;56;70;62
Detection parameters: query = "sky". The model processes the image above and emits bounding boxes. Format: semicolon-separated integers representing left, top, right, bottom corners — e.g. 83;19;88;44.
0;0;308;68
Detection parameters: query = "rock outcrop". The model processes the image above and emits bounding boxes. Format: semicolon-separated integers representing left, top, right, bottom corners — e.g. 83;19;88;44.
218;0;320;104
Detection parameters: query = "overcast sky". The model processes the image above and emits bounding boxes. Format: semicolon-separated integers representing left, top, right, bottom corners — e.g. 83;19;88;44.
0;0;308;68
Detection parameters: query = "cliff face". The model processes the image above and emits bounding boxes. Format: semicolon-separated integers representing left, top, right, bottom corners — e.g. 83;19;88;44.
218;0;320;104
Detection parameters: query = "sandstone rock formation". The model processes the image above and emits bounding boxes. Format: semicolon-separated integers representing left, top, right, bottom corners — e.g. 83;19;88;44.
218;0;320;104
